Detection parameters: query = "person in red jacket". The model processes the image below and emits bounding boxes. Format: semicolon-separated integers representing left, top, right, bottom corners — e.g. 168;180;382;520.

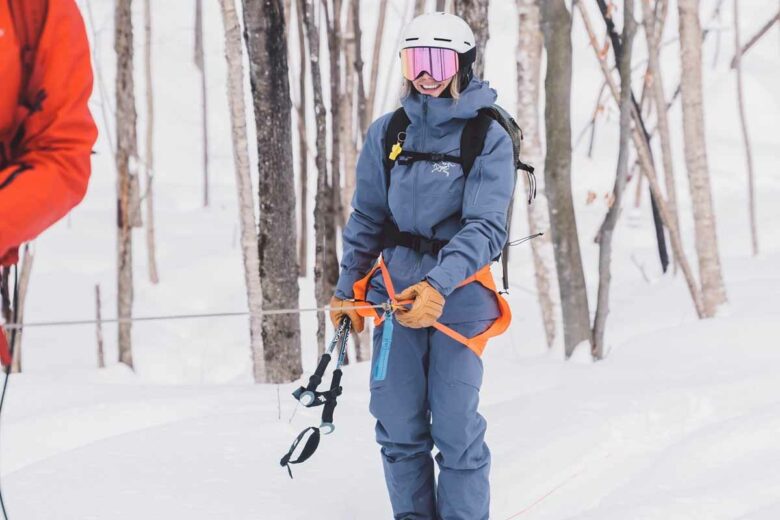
0;0;97;267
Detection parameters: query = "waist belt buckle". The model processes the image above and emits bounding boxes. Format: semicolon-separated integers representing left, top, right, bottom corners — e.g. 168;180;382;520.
419;239;440;256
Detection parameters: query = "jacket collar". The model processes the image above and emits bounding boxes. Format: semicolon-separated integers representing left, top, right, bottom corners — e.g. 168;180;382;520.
400;78;497;131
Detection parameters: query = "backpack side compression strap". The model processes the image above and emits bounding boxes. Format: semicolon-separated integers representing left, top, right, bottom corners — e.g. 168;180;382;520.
460;109;518;293
459;109;494;177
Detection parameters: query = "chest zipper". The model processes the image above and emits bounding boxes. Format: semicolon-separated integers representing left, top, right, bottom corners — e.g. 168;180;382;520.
412;97;429;234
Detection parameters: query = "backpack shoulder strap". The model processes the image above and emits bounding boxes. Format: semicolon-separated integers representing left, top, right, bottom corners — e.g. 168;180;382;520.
459;109;494;178
7;0;48;105
383;108;411;190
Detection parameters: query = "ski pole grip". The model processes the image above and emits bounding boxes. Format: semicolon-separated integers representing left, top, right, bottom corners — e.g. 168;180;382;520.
306;353;331;390
321;369;343;426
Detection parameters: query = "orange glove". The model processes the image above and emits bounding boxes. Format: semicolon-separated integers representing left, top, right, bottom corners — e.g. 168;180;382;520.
394;281;445;329
329;296;365;332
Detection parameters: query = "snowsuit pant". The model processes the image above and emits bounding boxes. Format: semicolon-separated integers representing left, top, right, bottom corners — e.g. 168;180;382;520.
370;318;491;520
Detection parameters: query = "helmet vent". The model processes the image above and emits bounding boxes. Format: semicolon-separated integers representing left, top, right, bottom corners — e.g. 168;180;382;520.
405;37;419;41
433;37;452;42
464;41;471;46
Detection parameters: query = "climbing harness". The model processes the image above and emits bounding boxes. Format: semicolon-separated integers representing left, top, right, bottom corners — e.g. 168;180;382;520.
280;316;352;478
353;256;511;358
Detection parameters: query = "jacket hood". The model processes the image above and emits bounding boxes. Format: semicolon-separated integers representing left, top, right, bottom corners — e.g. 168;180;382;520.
400;78;497;128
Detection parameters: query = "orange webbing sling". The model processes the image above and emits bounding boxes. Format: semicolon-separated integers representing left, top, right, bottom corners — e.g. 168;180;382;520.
352;256;511;357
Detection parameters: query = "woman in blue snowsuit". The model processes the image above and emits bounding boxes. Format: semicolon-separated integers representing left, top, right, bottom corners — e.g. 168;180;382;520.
330;12;514;520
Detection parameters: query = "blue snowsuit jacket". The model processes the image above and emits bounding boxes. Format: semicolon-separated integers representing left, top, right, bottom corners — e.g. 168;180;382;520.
335;79;515;324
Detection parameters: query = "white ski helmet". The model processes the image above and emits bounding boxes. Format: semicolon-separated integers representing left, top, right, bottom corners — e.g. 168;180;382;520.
400;12;478;86
400;12;476;55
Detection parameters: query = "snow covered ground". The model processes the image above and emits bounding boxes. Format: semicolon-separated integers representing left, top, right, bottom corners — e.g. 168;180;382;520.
2;0;779;518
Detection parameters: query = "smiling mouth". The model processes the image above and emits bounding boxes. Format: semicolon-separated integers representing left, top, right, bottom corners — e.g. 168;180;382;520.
420;83;442;90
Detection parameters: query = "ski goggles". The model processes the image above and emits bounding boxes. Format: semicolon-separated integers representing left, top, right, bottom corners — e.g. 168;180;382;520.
400;47;460;82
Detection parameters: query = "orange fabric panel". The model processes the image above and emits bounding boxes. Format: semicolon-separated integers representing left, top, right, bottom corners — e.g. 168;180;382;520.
0;5;22;142
0;0;97;262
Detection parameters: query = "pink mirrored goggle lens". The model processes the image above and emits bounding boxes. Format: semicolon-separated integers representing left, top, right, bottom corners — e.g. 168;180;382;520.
400;47;459;83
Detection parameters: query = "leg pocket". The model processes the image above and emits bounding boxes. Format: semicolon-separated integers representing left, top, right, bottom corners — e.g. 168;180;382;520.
431;319;493;390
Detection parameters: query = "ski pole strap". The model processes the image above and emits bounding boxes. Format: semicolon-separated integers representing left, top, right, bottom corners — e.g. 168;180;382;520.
279;426;320;479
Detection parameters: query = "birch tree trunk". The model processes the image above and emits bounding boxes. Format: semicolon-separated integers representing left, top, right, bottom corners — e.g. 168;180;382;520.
295;0;309;276
243;0;303;383
195;0;210;207
351;0;369;139
342;2;371;362
732;0;759;256
366;0;388;123
115;0;137;369
221;0;267;383
641;0;680;243
516;0;558;349
324;0;344;226
300;0;340;354
678;0;728;317
454;0;489;78
540;0;591;357
10;245;33;373
592;0;635;360
143;0;160;284
594;0;668;274
577;1;705;318
342;3;358;223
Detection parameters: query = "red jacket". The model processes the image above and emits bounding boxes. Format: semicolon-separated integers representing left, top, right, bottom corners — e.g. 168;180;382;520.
0;0;97;265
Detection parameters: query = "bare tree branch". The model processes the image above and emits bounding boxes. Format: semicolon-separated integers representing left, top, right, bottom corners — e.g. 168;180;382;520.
576;1;705;318
593;0;635;360
729;11;780;69
733;0;760;255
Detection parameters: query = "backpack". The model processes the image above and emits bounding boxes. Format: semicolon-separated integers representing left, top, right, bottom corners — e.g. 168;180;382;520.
7;0;48;108
382;104;536;293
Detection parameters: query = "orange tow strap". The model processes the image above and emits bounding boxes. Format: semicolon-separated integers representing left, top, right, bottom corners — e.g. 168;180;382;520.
352;256;512;357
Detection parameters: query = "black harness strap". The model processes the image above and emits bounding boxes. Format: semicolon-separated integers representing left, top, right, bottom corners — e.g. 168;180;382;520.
382;221;448;256
396;150;462;166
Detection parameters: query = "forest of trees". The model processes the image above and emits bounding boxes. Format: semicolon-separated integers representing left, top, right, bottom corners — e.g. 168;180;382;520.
110;0;772;382
6;0;771;382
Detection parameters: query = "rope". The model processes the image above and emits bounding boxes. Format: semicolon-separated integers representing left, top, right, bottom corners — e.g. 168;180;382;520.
0;303;390;331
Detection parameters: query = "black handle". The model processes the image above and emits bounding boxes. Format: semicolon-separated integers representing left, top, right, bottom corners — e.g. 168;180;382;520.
321;369;343;425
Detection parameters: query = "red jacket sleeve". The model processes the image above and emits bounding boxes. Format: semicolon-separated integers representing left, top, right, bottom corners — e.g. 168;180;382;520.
0;0;97;261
